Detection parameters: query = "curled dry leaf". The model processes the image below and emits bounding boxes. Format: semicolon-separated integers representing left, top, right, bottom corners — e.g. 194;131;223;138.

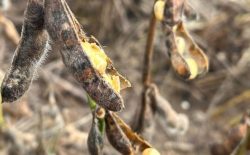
166;22;209;80
1;0;48;102
105;111;134;155
149;84;189;135
44;0;130;112
87;112;104;155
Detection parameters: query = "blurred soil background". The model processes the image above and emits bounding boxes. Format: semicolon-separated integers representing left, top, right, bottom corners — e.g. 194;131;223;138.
0;0;250;154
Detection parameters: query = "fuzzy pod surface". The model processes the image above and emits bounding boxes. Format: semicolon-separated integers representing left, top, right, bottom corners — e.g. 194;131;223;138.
44;0;124;111
1;0;48;102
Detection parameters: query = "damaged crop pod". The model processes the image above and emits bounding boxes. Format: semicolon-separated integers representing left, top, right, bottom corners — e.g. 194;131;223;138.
154;0;209;80
1;0;48;102
44;0;131;112
87;108;105;155
167;22;209;80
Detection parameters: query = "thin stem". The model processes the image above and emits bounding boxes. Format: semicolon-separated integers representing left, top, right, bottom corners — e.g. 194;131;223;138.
142;8;157;86
87;94;105;135
87;94;97;111
133;2;157;132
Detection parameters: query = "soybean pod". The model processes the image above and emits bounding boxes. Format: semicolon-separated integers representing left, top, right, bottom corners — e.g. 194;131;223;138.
1;0;48;102
44;0;126;112
105;112;134;155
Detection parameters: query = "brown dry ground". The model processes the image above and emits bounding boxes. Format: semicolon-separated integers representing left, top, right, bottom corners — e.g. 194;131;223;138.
0;0;250;155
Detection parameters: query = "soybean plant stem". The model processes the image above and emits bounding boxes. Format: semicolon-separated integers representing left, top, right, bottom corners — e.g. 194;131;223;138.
133;1;157;132
143;5;157;86
87;94;97;111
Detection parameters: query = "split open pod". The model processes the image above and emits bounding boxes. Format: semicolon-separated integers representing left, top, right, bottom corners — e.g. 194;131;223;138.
44;0;131;112
169;22;209;80
154;0;209;80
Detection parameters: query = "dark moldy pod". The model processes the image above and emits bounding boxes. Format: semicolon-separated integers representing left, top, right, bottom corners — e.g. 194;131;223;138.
105;112;134;155
44;0;125;111
1;0;48;102
87;112;104;155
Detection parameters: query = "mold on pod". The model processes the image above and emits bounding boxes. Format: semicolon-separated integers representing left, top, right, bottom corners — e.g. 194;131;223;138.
44;0;130;112
1;0;48;102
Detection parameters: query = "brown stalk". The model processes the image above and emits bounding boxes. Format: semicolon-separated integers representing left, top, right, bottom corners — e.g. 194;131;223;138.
133;0;157;132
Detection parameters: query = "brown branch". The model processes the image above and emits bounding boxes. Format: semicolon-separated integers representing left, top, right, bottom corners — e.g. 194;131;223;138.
132;1;157;132
142;6;157;86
